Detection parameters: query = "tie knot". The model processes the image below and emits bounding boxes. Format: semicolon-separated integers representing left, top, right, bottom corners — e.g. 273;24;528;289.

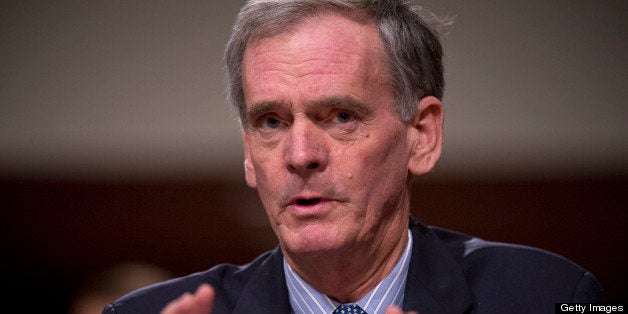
333;304;366;314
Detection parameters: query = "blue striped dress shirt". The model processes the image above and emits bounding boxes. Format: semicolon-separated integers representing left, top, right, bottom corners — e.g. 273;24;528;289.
283;230;413;314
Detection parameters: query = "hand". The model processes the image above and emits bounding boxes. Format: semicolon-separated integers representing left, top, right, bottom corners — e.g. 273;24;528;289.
385;305;419;314
160;284;215;314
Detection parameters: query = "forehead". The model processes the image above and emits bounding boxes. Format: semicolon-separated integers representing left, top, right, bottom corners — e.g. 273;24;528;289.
242;12;390;97
248;10;380;55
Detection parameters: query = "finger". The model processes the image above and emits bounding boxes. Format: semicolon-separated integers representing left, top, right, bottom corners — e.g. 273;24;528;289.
385;305;403;314
161;292;193;314
385;305;419;314
160;284;215;314
193;284;215;312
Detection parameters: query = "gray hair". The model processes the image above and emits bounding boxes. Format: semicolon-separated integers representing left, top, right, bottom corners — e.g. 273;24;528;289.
225;0;447;128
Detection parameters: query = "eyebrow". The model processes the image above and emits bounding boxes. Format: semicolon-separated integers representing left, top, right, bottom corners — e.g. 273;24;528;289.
245;101;282;126
309;96;373;118
244;95;374;126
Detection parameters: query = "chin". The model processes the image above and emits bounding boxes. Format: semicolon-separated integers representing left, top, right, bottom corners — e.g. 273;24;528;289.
280;224;346;256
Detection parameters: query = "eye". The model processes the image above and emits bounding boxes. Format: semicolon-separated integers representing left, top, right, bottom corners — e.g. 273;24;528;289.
333;111;354;124
263;116;281;129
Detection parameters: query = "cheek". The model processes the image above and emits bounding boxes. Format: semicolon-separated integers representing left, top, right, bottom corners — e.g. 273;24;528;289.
250;150;293;207
351;131;410;197
338;133;410;194
252;160;280;193
353;127;410;174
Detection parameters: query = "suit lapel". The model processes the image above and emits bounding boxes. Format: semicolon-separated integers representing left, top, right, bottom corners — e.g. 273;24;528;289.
228;218;474;313
403;218;475;313
232;247;292;314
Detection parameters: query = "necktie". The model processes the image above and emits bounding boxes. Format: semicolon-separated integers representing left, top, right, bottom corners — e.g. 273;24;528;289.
333;304;367;314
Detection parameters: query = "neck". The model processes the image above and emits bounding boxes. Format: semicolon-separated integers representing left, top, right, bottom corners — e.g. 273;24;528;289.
283;221;409;303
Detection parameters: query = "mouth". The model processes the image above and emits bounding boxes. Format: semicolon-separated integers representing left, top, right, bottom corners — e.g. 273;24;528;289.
287;194;334;215
286;195;333;217
295;197;323;206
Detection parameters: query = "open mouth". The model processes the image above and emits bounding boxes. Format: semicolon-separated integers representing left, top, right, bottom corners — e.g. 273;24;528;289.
296;198;322;206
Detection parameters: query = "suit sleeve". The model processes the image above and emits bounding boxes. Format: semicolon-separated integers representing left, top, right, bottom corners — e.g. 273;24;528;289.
102;304;116;314
571;271;604;302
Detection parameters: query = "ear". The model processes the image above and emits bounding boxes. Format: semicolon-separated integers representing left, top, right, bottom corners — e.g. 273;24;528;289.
241;131;257;188
407;96;444;176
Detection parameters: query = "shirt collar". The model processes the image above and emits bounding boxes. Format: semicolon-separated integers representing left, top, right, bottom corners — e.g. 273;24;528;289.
284;229;413;314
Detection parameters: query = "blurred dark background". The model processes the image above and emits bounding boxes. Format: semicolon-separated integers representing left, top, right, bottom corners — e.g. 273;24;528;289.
1;1;626;312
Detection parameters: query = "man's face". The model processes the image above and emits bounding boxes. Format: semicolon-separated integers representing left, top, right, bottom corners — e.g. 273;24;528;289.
241;13;419;258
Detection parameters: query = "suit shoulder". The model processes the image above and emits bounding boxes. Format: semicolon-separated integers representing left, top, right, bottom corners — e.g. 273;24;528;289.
428;226;604;304
104;248;280;314
459;235;586;278
427;226;583;272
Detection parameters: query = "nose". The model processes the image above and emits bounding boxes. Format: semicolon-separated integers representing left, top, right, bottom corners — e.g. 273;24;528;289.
284;119;328;176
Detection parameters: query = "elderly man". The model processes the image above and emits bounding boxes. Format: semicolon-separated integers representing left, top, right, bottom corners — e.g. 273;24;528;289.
103;1;603;313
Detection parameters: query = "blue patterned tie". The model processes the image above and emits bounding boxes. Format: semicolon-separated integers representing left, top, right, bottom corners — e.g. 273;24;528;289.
333;304;367;314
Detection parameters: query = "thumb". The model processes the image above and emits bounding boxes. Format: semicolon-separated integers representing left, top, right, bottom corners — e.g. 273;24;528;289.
385;305;419;314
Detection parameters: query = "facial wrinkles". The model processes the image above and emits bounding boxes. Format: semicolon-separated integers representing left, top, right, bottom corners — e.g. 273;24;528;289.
351;122;410;226
245;20;383;103
244;30;384;157
244;14;407;233
252;54;367;105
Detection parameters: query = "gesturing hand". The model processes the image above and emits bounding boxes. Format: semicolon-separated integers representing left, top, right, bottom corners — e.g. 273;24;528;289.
385;305;419;314
160;284;215;314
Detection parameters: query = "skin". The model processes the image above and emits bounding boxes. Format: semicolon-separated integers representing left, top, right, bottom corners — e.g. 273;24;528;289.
161;11;443;314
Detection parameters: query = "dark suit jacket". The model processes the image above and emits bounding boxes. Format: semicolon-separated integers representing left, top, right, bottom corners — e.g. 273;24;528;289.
103;217;603;313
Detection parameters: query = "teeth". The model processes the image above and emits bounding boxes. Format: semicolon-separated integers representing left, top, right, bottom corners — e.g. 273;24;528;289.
297;198;321;205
